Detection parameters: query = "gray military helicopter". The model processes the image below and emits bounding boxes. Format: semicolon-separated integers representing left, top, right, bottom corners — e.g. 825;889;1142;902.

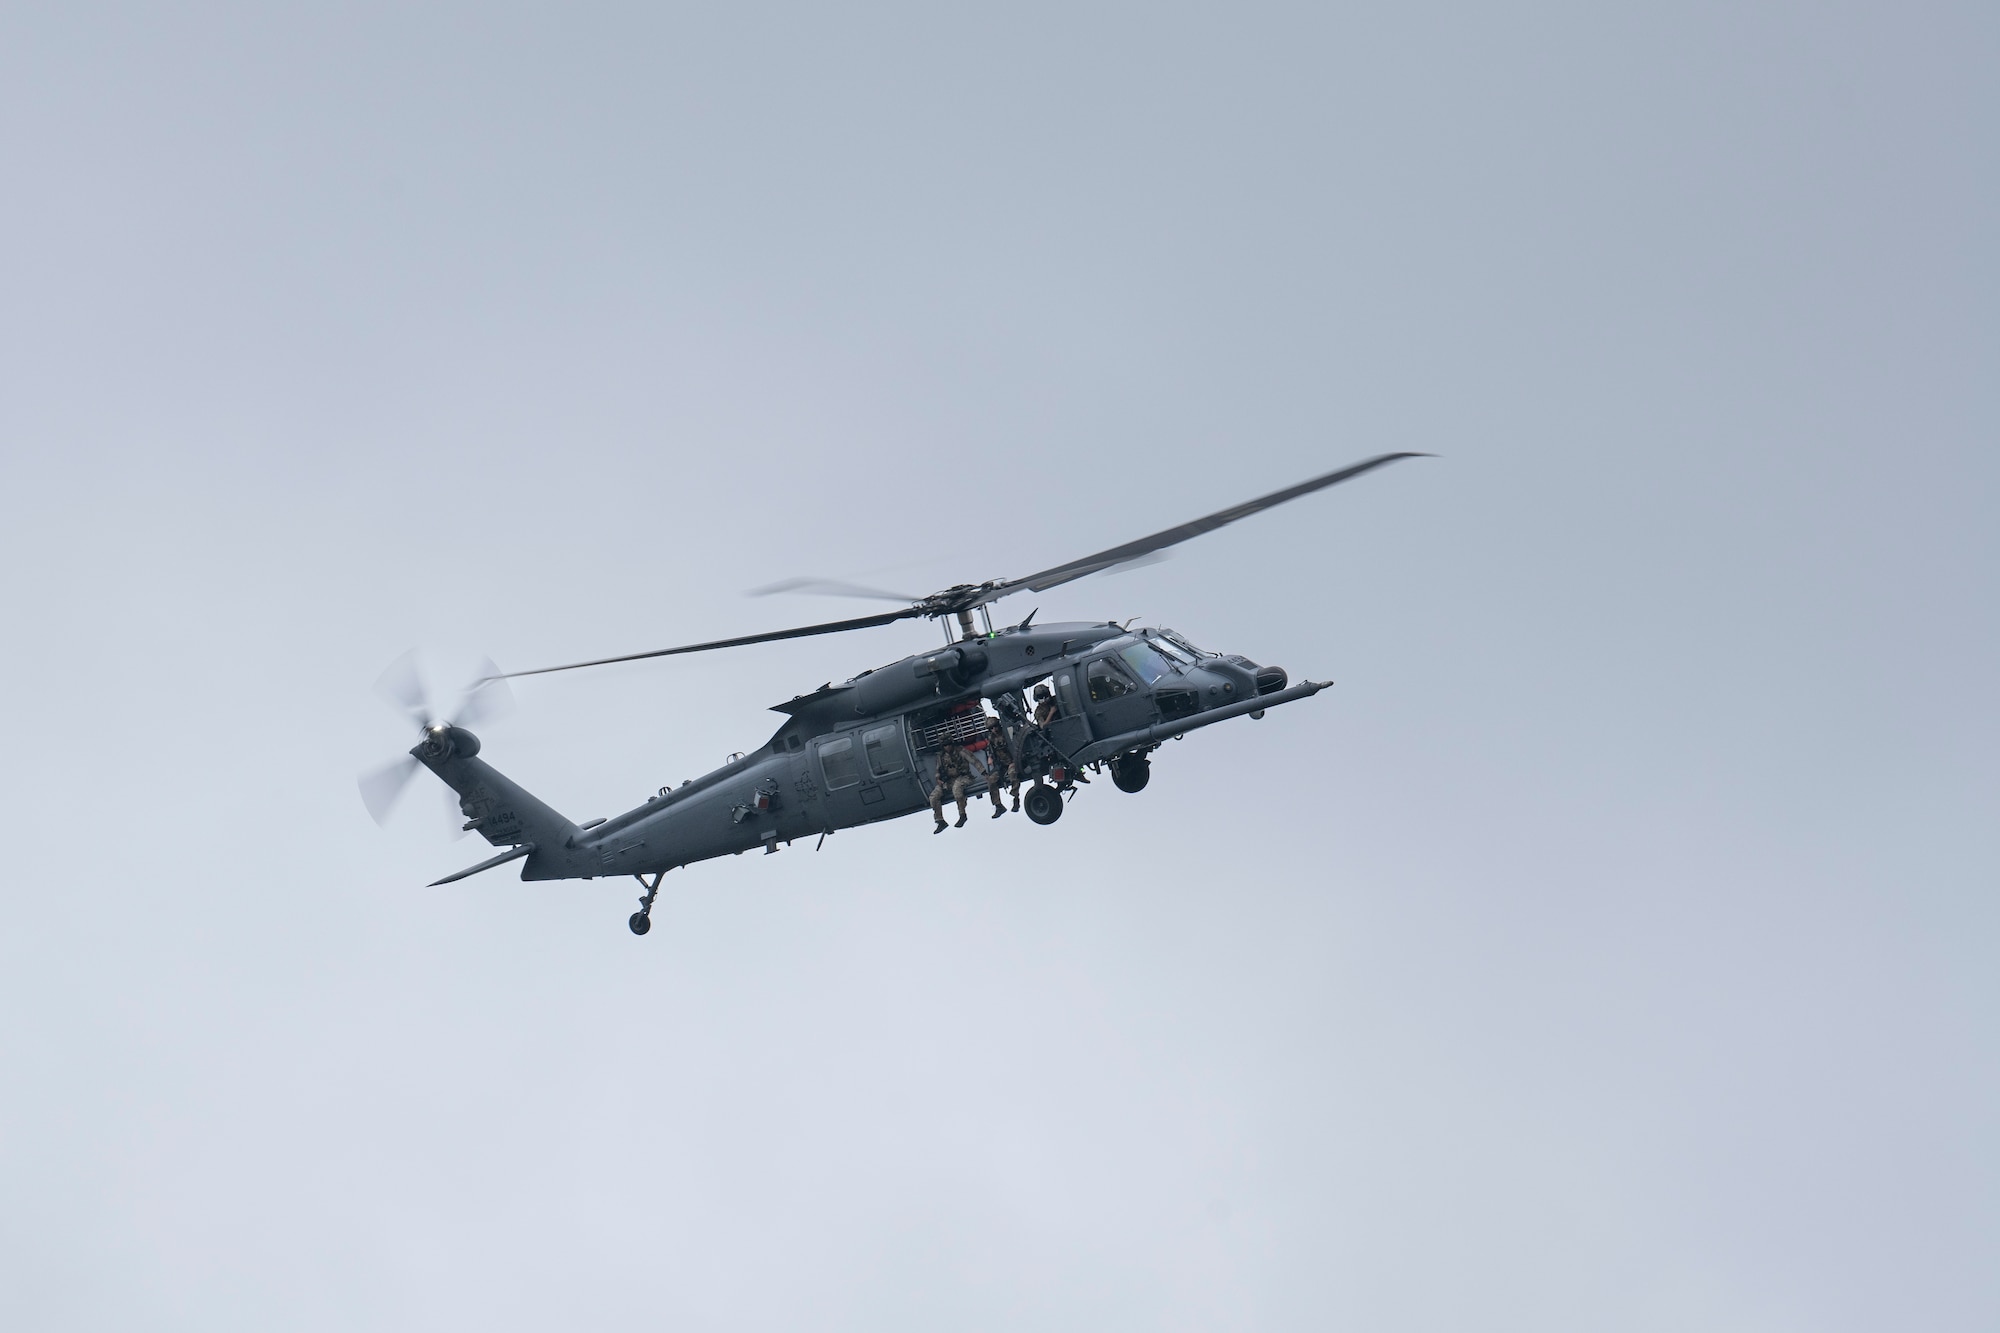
360;452;1424;934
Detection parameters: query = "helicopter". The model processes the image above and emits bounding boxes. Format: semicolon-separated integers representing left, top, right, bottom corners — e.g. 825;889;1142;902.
359;451;1426;935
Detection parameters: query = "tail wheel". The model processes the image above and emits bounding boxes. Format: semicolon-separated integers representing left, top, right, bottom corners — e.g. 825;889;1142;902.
1023;783;1064;825
1110;754;1151;794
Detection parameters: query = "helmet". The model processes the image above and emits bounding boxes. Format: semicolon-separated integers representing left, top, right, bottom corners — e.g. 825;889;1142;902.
1033;683;1052;700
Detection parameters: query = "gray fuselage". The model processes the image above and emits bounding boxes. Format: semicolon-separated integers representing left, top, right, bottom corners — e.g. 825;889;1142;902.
420;620;1315;883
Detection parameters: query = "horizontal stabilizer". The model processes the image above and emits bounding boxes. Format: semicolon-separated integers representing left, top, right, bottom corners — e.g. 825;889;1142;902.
428;842;535;886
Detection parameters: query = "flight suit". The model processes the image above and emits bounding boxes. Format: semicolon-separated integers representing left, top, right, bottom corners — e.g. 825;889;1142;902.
984;718;1019;815
929;744;973;829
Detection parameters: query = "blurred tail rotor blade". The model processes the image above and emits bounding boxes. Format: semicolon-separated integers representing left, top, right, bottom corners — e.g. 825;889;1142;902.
453;657;514;731
358;756;420;825
373;649;432;725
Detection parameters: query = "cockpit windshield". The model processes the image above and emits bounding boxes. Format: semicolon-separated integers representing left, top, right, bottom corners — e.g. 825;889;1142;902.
1148;634;1196;666
1117;641;1175;685
1156;629;1208;660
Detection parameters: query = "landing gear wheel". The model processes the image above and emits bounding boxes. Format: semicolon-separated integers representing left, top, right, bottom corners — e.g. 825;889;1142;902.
629;870;665;936
1110;755;1151;794
1023;783;1064;826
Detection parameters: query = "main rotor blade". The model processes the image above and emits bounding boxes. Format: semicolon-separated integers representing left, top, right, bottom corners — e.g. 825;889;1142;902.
496;607;924;681
747;577;924;604
991;451;1430;600
359;756;420;825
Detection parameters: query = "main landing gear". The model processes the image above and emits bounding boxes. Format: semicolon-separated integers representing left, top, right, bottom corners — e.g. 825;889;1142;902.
630;870;667;936
1023;783;1065;825
1109;754;1151;794
1022;752;1149;825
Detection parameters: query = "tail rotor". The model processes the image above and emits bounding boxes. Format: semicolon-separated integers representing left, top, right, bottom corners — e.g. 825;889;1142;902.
357;651;514;832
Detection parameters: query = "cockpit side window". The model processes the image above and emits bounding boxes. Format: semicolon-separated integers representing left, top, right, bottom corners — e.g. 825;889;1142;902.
1086;658;1135;701
1117;642;1174;685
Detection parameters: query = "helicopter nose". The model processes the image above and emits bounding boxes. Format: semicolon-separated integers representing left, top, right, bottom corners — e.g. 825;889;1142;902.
1255;665;1289;695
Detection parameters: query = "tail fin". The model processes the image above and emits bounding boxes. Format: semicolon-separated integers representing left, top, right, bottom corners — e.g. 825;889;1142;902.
416;728;579;856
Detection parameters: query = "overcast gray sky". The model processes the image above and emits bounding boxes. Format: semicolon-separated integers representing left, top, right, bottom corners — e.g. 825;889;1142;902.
1;3;1993;1329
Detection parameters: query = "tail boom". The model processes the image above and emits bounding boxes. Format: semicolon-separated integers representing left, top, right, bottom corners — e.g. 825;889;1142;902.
417;735;585;882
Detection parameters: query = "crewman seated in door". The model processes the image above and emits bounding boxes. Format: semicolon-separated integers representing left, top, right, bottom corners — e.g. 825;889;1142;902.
983;712;1020;817
929;741;974;832
1031;682;1059;728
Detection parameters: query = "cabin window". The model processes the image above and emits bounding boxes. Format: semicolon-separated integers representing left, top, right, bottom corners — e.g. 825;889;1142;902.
1117;642;1174;685
862;724;906;778
1087;658;1135;701
818;736;860;789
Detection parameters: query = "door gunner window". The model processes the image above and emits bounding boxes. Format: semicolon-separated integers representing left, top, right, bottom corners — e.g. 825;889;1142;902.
1087;659;1135;702
862;724;906;778
818;736;860;789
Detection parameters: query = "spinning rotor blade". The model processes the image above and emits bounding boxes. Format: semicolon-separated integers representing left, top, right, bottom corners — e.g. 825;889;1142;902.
452;657;514;731
747;577;924;604
373;649;432;725
361;652;511;833
1099;550;1169;576
990;451;1430;601
359;756;420;826
486;453;1428;685
496;606;925;681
